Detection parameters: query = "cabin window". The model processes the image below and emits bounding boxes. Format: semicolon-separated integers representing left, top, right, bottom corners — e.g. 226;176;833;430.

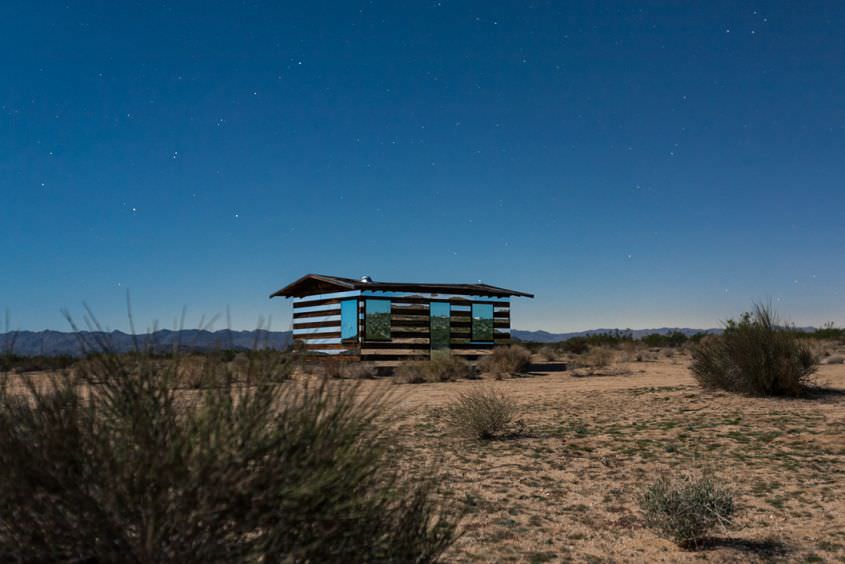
471;303;494;342
365;299;391;341
430;302;450;351
340;299;358;340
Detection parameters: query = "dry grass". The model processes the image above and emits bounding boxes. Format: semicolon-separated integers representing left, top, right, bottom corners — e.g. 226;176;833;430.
395;355;474;384
7;350;845;561
477;345;532;377
309;360;379;379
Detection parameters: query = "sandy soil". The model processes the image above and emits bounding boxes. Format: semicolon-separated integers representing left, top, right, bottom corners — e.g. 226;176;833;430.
5;353;844;562
377;355;845;563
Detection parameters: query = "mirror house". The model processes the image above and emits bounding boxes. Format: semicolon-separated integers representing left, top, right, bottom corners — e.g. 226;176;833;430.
270;274;533;367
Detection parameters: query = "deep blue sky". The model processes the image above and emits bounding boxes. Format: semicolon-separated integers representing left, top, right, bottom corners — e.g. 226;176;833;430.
2;1;843;332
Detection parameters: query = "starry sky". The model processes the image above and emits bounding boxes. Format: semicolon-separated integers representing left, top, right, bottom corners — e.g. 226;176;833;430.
2;1;844;333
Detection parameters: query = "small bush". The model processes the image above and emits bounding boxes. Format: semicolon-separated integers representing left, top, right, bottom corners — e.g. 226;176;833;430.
640;474;735;548
478;345;532;376
691;303;816;396
396;354;473;383
0;350;459;561
444;387;516;440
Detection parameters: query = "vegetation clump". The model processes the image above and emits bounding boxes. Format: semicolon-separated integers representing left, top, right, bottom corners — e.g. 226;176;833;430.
478;345;532;376
0;348;459;562
312;360;379;379
444;387;516;440
691;303;816;396
640;474;735;549
396;354;474;383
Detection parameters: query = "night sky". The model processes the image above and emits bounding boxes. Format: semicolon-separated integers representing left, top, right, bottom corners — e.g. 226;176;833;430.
2;2;844;332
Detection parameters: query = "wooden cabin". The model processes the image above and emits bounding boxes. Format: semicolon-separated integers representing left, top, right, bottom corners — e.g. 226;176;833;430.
270;274;533;367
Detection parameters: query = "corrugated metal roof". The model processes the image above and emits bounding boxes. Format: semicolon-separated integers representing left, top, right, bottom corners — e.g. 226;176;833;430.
270;274;534;299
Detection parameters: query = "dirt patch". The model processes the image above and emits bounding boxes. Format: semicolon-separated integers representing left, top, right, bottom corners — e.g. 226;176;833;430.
377;357;845;562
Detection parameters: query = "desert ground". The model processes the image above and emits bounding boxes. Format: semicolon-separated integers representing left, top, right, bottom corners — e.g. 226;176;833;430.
374;353;845;563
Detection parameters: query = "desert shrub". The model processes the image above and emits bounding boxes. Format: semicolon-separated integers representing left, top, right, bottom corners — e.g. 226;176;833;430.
0;351;459;561
640;474;735;549
313;360;379;379
0;353;78;373
581;346;613;369
691;303;816;396
444;387;516;440
478;345;532;376
396;355;473;384
641;332;690;348
537;345;559;361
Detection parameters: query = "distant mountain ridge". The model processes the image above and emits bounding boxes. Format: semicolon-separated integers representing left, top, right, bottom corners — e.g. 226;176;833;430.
0;329;293;357
510;327;722;344
1;326;812;356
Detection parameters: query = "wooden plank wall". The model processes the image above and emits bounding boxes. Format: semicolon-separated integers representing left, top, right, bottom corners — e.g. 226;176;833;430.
292;293;358;359
292;292;512;368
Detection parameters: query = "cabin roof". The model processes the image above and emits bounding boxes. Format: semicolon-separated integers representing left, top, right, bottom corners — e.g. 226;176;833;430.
270;274;534;299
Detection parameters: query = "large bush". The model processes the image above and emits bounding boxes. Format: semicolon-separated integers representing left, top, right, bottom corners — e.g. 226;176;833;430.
0;351;459;562
640;474;735;549
478;345;532;376
691;303;816;396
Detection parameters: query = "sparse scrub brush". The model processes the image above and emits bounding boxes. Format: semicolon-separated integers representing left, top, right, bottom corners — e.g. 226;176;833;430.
478;345;532;376
640;473;735;549
537;345;559;361
691;302;816;396
0;348;459;561
314;360;378;379
444;387;516;440
581;346;613;369
396;355;473;383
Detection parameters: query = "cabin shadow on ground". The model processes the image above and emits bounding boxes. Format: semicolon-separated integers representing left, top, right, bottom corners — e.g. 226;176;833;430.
526;361;568;374
695;536;789;558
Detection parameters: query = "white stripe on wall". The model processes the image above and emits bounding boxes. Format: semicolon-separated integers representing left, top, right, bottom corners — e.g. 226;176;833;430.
292;315;341;324
293;326;341;336
294;303;346;314
293;290;362;303
298;337;343;345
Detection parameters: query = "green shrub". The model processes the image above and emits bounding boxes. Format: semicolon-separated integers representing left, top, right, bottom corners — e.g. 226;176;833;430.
478;345;532;376
396;355;473;383
0;353;78;373
641;332;690;348
691;303;816;396
640;474;735;548
0;351;459;561
444;387;516;440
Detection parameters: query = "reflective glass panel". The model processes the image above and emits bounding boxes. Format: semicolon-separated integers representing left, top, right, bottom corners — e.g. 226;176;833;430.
471;303;494;342
365;299;391;340
430;302;450;352
340;299;358;340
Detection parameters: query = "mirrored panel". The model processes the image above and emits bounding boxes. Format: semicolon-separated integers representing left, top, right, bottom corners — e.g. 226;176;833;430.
471;303;494;342
430;301;450;351
340;299;358;340
365;299;391;341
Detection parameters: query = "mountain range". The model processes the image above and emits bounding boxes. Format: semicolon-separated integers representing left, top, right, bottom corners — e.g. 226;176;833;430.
0;327;729;357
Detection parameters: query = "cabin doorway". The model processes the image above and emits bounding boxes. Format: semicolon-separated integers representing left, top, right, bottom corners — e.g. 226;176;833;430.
430;301;450;359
